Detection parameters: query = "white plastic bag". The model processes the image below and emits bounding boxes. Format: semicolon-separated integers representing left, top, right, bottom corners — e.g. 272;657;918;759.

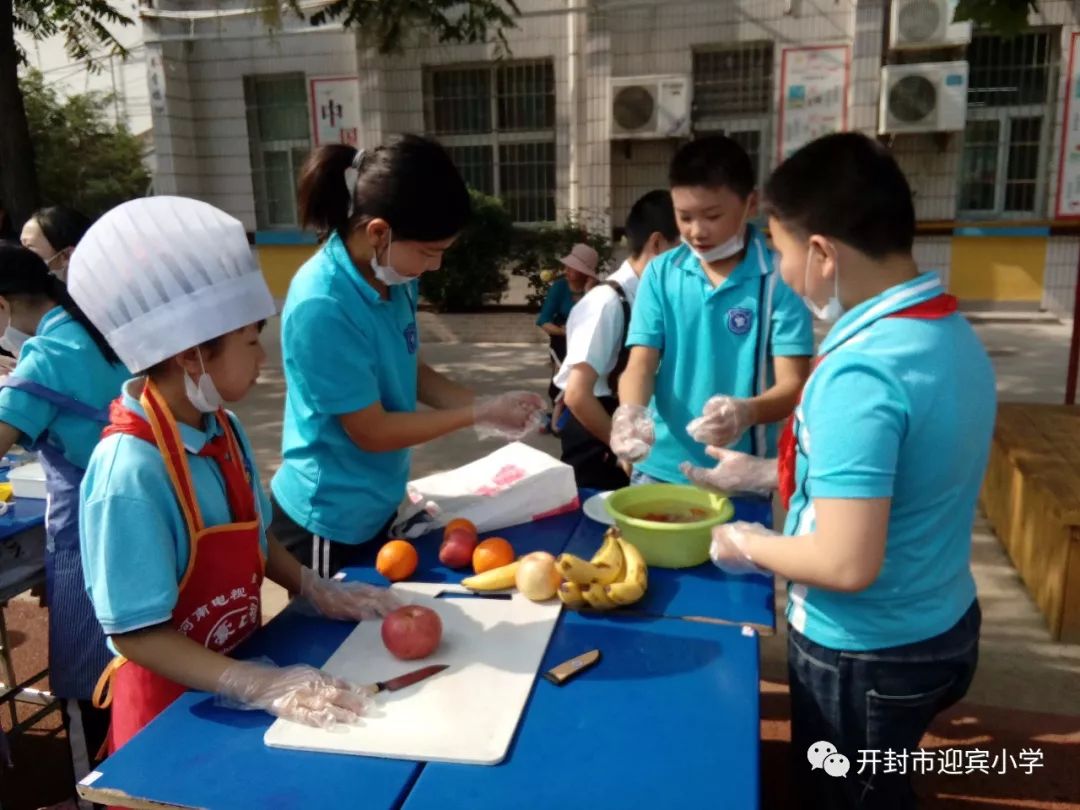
391;443;579;539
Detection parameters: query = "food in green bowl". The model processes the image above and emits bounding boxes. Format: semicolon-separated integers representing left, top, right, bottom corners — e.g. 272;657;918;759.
604;483;734;568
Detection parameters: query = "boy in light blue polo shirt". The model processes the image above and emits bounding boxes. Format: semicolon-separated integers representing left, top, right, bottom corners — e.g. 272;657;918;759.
696;133;994;809
612;135;813;484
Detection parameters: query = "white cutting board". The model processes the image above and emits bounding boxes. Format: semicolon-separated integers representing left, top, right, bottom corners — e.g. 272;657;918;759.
264;582;561;765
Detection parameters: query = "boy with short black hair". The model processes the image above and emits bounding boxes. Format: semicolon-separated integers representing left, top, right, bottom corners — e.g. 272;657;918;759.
612;135;813;484
556;190;679;489
691;132;995;809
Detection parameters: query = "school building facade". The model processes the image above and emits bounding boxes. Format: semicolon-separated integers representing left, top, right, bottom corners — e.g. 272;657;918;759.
141;0;1080;314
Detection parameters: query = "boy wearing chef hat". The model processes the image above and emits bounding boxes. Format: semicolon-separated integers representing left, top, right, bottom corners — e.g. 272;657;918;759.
69;196;398;753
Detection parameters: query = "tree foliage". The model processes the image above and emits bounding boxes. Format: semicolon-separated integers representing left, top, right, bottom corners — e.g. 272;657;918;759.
953;0;1038;37
284;0;521;54
20;69;148;218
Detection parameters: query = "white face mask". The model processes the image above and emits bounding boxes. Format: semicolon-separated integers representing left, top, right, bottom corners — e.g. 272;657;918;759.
45;251;68;283
183;349;223;413
371;232;412;287
802;246;845;323
683;204;750;264
0;326;31;357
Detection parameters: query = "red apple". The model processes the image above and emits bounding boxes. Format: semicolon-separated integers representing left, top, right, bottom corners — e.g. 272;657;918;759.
439;528;478;569
381;605;443;660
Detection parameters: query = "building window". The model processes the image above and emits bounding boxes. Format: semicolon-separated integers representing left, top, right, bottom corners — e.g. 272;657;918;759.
958;32;1055;218
425;60;556;223
244;73;310;229
692;43;774;188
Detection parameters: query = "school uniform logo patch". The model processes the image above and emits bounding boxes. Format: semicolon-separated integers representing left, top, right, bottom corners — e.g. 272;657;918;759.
404;322;419;354
727;307;753;335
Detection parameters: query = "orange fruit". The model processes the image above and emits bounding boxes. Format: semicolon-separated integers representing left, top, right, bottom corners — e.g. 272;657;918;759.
376;539;419;582
444;518;478;542
472;537;515;574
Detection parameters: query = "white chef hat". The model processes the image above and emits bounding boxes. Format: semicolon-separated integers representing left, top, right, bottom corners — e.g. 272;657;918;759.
68;196;276;373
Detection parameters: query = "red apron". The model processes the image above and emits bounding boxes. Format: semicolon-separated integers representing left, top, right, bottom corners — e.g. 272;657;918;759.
92;379;265;753
777;293;959;509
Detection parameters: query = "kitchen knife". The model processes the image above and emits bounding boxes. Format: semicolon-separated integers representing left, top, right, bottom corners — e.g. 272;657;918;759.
543;649;601;686
368;664;449;694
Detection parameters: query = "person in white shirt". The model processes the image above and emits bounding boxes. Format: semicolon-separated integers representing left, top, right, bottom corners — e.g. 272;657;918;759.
555;190;679;489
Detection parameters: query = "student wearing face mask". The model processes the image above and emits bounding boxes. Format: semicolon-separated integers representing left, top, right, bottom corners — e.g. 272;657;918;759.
74;197;398;758
685;134;994;809
611;135;813;485
20;205;92;283
270;136;546;576
0;244;128;789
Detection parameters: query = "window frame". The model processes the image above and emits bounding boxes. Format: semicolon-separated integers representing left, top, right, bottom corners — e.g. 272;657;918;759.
957;31;1057;220
244;73;312;230
424;60;557;225
691;42;775;190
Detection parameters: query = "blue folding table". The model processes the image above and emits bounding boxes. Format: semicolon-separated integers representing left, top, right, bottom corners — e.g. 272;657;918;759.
77;500;772;810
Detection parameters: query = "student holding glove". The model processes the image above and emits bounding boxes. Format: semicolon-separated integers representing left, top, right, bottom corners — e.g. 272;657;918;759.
684;133;995;809
270;135;545;576
72;197;400;752
611;135;812;484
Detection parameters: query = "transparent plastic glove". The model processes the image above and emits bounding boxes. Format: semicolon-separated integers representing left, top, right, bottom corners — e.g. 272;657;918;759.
686;396;755;448
474;391;547;441
710;521;773;576
216;660;374;729
681;447;778;495
300;567;402;621
0;356;15;374
610;404;655;463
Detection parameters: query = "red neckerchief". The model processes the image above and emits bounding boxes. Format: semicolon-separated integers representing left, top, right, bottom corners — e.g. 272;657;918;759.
103;398;255;522
777;293;958;510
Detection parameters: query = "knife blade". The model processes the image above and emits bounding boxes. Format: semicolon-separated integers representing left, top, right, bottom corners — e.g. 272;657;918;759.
543;649;601;686
368;664;449;694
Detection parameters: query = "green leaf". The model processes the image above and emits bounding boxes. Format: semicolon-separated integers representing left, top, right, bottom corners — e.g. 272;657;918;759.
953;0;1037;37
282;0;521;55
18;69;150;219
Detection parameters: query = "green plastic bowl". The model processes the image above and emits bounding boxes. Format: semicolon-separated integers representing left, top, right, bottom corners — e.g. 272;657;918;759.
604;484;735;568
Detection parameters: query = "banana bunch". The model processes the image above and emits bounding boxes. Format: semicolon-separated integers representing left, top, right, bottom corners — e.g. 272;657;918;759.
557;529;648;611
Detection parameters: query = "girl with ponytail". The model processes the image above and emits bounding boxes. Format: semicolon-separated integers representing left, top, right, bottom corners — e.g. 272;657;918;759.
271;135;546;574
0;244;129;791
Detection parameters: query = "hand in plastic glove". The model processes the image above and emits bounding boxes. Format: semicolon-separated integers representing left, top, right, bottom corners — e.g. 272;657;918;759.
681;447;778;495
610;404;655;463
710;521;772;576
474;391;547;441
300;567;402;621
217;660;374;729
686;396;755;448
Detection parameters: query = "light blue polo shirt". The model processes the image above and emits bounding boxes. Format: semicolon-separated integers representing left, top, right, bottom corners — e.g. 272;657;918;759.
626;226;813;483
784;273;995;651
0;307;129;469
271;233;420;543
80;380;272;638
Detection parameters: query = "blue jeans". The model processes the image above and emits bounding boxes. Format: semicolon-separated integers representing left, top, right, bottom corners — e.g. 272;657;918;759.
788;600;981;809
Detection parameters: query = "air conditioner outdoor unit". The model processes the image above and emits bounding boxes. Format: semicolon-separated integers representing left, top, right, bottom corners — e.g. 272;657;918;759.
879;61;968;134
609;75;691;139
889;0;973;50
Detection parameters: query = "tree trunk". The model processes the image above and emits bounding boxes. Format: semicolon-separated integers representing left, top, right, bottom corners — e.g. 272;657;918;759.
0;0;39;229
